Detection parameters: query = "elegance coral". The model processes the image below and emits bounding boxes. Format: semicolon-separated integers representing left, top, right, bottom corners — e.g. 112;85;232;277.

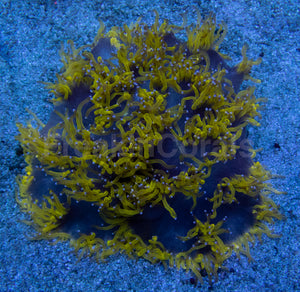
16;12;282;282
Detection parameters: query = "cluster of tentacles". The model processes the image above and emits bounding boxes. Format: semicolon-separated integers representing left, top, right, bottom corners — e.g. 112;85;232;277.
16;13;281;282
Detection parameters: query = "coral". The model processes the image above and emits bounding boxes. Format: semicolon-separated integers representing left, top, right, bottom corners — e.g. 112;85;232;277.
16;12;282;283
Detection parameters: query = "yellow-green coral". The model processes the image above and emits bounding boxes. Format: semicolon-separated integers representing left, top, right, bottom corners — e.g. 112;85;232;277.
16;12;282;283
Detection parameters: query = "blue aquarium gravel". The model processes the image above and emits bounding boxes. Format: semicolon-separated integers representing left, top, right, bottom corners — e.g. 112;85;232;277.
0;0;299;291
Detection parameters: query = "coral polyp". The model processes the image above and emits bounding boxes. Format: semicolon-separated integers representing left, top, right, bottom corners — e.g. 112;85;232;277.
16;13;282;282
